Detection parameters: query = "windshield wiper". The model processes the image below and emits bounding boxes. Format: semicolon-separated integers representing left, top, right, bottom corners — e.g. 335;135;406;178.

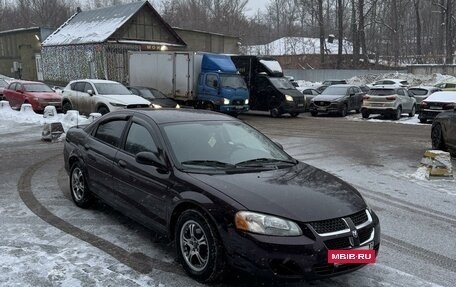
181;160;235;169
235;158;296;167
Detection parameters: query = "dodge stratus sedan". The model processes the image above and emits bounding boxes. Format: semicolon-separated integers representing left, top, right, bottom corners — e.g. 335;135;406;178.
64;109;380;282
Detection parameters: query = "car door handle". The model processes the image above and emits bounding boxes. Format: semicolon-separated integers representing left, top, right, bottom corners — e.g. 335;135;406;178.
117;160;127;168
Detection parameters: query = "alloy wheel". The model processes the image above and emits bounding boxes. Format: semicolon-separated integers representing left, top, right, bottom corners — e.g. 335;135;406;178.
180;220;209;272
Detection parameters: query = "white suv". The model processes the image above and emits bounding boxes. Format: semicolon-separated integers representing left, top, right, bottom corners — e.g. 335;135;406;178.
361;86;416;120
62;79;151;115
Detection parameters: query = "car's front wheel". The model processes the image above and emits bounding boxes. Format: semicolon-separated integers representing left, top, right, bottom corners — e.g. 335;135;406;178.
431;124;446;151
70;162;93;208
175;209;225;283
340;104;348;117
62;101;73;114
394;107;402;120
362;110;370;119
408;105;416;117
97;106;110;115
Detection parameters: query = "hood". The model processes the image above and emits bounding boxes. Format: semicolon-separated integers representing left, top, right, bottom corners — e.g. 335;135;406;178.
220;86;249;100
149;98;178;108
188;163;366;222
278;88;305;98
99;94;151;105
29;92;62;100
313;94;345;102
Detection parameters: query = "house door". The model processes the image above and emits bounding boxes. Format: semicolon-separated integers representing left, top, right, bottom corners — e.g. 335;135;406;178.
35;54;43;81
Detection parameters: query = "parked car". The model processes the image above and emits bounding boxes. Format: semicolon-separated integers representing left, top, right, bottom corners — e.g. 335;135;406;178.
432;108;456;155
0;78;8;100
3;80;62;112
127;86;180;109
309;84;364;117
297;86;320;111
62;79;151;115
408;86;441;112
419;91;456;123
370;79;410;88
434;82;456;91
361;86;416;120
64;109;380;282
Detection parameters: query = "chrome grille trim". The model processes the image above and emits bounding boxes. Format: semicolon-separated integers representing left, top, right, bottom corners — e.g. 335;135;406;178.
311;209;372;237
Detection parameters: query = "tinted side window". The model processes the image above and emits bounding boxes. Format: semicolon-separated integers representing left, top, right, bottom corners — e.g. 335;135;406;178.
303;89;312;95
94;120;128;148
74;82;86;92
70;82;76;90
8;83;17;90
124;123;157;155
84;83;94;93
129;88;140;95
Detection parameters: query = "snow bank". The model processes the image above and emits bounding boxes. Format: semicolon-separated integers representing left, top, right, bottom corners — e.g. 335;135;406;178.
348;72;456;87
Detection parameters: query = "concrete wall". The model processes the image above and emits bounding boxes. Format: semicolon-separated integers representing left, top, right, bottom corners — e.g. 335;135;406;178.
284;69;408;82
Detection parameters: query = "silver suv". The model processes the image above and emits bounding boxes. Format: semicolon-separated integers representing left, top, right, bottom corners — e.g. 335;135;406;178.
62;79;151;115
361;86;416;120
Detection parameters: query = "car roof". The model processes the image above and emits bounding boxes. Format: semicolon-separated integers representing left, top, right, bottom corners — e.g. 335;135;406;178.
70;79;120;84
9;80;44;84
370;85;400;89
424;91;456;102
112;109;238;125
409;86;438;89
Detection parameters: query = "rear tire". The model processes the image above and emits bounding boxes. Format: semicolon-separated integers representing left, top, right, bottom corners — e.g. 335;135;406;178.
270;107;280;118
431;124;446;151
175;209;225;283
419;118;427;123
362;111;370;119
408;105;416;117
394;107;402;120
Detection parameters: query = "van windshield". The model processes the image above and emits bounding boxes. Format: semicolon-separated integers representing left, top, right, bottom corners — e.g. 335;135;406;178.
269;77;295;90
220;75;247;89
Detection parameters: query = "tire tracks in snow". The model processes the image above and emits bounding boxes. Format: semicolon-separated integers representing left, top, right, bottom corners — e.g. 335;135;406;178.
17;153;184;276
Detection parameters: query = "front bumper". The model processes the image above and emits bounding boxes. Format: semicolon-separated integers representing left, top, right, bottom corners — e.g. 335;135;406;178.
280;102;306;114
419;109;444;121
219;104;249;114
223;211;381;280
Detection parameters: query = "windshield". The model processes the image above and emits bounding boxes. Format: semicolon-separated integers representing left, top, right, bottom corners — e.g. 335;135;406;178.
368;89;396;96
139;88;167;99
220;75;247;89
94;83;131;95
24;83;53;92
259;59;282;74
269;77;295;90
321;86;349;95
162;121;294;171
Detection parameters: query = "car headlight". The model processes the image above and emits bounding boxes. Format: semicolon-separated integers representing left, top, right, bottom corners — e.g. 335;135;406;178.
245;99;249;105
175;103;180;109
235;211;302;236
109;102;127;108
223;98;230;105
285;95;294;102
152;104;162;109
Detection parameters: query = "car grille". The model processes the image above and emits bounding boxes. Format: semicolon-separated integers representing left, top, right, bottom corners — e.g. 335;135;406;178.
315;101;331;107
231;99;245;105
127;104;149;109
309;210;369;234
312;263;364;276
324;227;373;249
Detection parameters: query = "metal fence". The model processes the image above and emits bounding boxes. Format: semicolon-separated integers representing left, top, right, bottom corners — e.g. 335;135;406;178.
284;69;408;82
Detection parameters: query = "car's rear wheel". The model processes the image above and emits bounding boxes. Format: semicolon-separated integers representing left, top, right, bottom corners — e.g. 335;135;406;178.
431;124;446;151
175;209;225;283
394;107;402;120
408;105;416;117
270;107;281;118
97;106;110;115
70;162;93;208
62;101;73;114
419;118;427;123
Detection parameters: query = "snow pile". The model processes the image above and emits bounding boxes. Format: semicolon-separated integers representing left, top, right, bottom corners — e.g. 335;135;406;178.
348;114;422;125
296;80;322;88
411;166;431;180
0;103;94;135
242;37;353;56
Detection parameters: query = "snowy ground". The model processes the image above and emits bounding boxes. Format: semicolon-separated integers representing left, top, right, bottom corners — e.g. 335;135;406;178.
0;108;455;286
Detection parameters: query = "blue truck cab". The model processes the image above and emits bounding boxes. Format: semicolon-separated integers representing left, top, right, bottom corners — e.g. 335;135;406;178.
197;54;249;115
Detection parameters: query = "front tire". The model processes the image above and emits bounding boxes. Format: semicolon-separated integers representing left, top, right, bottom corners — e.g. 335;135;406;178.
62;101;73;114
70;162;93;208
340;104;348;117
175;209;225;283
431;124;446;151
97;106;110;115
270;107;280;118
419;118;427;123
362;110;370;119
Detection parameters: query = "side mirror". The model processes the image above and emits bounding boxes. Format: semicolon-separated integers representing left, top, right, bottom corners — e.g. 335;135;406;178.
136;151;168;171
87;89;94;95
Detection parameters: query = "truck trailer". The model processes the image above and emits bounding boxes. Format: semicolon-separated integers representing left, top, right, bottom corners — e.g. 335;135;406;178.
128;52;249;115
230;55;306;117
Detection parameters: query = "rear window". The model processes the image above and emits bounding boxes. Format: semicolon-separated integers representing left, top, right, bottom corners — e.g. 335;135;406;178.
368;89;396;96
409;88;428;96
